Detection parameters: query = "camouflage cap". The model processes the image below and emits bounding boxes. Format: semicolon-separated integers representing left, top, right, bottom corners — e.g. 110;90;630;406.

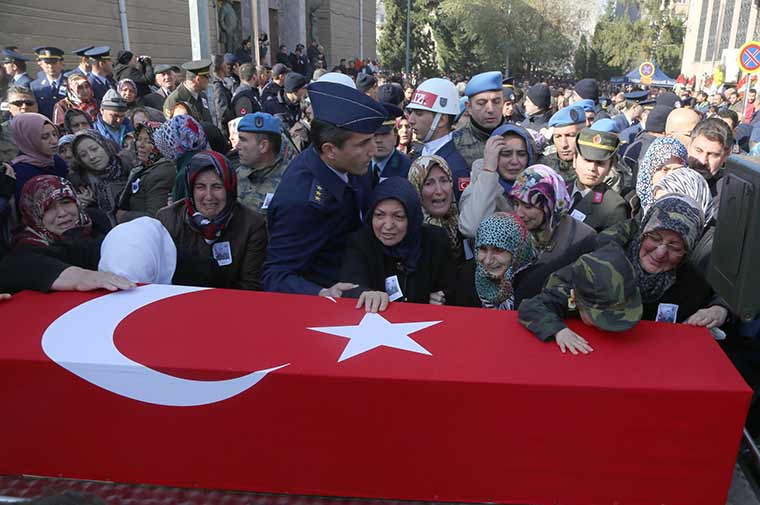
571;242;643;332
576;128;620;162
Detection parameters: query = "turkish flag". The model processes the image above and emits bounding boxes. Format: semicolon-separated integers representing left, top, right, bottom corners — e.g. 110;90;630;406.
0;285;751;505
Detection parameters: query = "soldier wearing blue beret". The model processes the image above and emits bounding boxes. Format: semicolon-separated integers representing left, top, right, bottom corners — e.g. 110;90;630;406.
30;47;67;120
84;46;117;102
543;105;586;183
262;80;388;296
2;49;32;90
65;46;94;78
452;71;505;170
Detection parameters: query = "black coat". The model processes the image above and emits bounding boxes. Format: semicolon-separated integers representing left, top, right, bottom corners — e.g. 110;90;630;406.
339;225;456;304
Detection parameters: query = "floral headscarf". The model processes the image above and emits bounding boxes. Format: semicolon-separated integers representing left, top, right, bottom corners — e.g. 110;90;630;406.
154;115;208;161
10;112;56;168
627;193;704;303
13;175;92;248
474;212;536;309
365;177;424;273
407;154;461;254
66;74;98;121
636;137;687;214
653;167;716;226
509;164;571;234
185;151;237;243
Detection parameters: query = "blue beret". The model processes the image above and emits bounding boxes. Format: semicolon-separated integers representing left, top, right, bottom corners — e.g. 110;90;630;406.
238;112;283;135
455;96;469;123
307;81;388;133
591;118;620;134
576;99;595;113
548;105;586;127
224;53;238;64
464;71;503;97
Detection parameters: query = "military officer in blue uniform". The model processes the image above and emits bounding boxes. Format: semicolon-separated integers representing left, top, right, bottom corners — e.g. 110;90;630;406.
365;102;412;188
85;46;116;102
30;47;68;120
2;49;32;90
65;46;94;78
612;90;647;133
262;80;387;296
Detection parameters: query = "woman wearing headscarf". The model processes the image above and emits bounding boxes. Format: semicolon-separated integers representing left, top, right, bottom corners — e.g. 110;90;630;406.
458;124;536;238
339;177;456;312
507;164;597;300
633;136;688;217
153;114;208;202
69;130;129;226
52;74;99;127
63;108;94;135
598;194;730;327
407;154;465;264
10;112;67;202
57;134;75;164
116;122;176;223
118;79;164;122
396;116;413;156
156;150;267;290
652;167;717;274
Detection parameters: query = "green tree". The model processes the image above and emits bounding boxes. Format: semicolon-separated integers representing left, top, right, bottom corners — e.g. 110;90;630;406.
378;0;440;79
574;34;589;78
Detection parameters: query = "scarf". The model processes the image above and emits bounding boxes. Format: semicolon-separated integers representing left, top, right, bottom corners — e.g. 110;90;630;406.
407;154;461;254
652;167;716;225
626;194;704;303
134;122;165;168
365;177;423;273
509;164;570;249
636;137;687;214
154;114;208;161
184;151;237;243
474;212;535;309
72;130;125;221
490;123;537;196
66;74;99;119
10;113;56;168
13;175;92;248
63;108;94;134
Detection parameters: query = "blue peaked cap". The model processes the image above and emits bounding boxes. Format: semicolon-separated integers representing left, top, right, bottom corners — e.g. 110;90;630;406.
307;81;388;133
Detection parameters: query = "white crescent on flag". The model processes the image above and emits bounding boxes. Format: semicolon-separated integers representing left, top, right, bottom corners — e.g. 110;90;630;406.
41;284;288;407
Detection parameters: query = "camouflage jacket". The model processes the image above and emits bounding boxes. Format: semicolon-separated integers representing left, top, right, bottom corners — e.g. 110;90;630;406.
452;120;498;169
517;264;576;341
237;154;289;215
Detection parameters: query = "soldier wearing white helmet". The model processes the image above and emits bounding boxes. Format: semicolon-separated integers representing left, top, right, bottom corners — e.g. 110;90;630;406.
406;77;471;200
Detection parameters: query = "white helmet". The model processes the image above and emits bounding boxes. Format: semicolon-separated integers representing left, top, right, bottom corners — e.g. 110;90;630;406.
406;78;460;115
317;72;357;89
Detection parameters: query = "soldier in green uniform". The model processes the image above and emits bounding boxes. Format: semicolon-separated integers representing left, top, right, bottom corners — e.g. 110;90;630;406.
518;242;643;355
163;59;212;122
567;127;630;232
452;71;505;169
236;112;290;215
541;104;586;183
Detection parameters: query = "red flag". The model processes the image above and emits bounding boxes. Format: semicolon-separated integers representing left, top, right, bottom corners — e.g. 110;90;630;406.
0;286;750;505
676;73;685;84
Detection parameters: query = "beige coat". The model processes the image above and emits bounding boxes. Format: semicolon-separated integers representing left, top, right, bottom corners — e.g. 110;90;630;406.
458;158;514;238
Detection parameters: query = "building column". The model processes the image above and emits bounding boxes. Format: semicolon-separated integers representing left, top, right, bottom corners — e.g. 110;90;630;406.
189;0;211;59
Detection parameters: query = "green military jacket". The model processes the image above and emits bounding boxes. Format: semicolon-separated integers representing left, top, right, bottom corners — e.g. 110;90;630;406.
237;154;289;215
518;264;576;341
163;82;212;123
568;182;629;233
452;120;498;169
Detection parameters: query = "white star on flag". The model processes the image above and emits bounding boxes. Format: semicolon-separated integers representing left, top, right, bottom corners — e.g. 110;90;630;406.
308;313;442;362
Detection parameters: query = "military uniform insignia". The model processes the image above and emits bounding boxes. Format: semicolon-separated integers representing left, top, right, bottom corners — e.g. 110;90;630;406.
592;134;602;145
593;192;603;204
131;178;141;194
255;116;264;128
457;177;470;192
309;180;325;205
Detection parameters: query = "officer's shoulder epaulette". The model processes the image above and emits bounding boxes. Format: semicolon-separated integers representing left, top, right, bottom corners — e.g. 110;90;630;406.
308;178;325;205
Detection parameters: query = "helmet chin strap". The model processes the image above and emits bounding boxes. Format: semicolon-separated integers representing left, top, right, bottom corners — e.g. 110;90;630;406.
422;112;442;144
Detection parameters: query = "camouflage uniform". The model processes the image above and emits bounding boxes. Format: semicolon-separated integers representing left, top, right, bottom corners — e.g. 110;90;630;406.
541;151;575;184
237;154;289;215
518;242;643;341
452;120;500;169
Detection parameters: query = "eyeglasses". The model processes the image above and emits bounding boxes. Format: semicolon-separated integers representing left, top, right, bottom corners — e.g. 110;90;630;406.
643;232;686;257
10;100;35;107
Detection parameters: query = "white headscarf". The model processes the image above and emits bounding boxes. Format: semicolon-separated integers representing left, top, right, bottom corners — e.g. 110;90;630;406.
98;217;177;284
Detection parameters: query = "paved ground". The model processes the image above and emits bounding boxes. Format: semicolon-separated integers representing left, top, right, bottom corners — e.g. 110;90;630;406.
727;463;760;505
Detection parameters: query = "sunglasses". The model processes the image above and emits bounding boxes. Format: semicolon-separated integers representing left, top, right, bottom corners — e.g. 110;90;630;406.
10;100;35;107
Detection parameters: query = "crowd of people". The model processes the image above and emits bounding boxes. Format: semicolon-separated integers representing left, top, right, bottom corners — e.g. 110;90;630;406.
0;43;759;426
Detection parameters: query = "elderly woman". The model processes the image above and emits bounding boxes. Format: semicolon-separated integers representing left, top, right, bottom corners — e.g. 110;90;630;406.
116;122;176;223
157;150;267;290
518;242;643;355
599;194;730;327
10;113;67;202
62;108;93;135
458;124;536;238
119;79;164;123
407;154;465;264
634;136;688;217
508;164;597;300
70;130;129;226
153;114;209;202
339;177;455;312
52;74;98;126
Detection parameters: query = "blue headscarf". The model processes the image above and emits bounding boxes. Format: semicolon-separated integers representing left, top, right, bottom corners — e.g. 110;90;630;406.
365;177;424;273
489;123;536;195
